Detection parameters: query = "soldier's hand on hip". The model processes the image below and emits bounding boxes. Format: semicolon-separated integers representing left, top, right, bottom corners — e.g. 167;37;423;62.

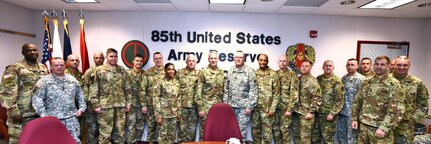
284;111;292;117
352;121;358;129
244;109;251;115
11;114;23;123
94;107;103;114
375;129;386;138
142;107;148;114
326;114;334;121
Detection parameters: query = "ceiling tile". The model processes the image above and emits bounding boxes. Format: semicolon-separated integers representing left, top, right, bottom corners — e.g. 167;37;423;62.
209;4;244;12
97;0;135;3
246;0;288;6
72;3;112;10
138;3;176;11
175;4;209;11
170;0;208;5
277;6;315;14
103;3;143;10
244;5;280;13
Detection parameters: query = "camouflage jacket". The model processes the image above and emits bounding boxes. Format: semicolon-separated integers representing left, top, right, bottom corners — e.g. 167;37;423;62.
294;74;321;115
65;67;82;83
394;75;429;122
276;69;299;112
32;74;86;119
351;75;405;132
90;64;131;108
223;65;258;109
362;71;375;79
176;68;200;108
145;66;165;107
255;68;280;113
126;69;147;107
340;73;365;116
195;66;224;113
316;74;344;115
81;66;98;110
0;59;47;117
152;78;180;118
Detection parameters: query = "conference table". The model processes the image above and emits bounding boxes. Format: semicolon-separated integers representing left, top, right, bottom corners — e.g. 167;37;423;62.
180;141;225;144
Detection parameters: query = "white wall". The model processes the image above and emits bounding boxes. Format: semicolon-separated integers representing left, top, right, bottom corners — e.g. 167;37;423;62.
0;1;36;75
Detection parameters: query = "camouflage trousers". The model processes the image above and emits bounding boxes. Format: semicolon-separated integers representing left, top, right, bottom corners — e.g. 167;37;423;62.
60;116;81;144
126;106;145;143
358;123;394;144
232;107;252;142
336;114;359;144
394;120;415;144
311;113;337;144
84;111;99;144
144;106;158;142
292;112;314;144
158;118;176;144
198;114;207;141
178;107;198;142
97;107;126;144
252;110;275;144
272;110;293;144
6;115;38;144
413;134;431;144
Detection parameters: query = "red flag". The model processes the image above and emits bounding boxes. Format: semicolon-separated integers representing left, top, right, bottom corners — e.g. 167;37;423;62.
295;43;305;68
80;17;90;73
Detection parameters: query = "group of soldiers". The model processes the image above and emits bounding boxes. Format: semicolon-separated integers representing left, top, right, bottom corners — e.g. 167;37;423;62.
0;43;429;144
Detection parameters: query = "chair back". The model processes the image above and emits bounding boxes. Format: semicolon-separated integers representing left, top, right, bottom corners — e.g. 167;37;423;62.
19;116;76;144
203;103;242;143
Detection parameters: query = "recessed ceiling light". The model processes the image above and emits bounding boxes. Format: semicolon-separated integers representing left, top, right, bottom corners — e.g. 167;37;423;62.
359;0;415;10
340;0;355;5
63;0;98;3
209;0;246;4
418;3;431;7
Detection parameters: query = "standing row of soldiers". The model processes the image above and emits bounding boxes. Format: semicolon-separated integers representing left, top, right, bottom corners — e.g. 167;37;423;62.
0;43;429;144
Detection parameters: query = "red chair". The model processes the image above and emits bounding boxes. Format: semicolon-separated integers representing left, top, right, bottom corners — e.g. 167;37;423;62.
19;116;76;144
203;103;242;143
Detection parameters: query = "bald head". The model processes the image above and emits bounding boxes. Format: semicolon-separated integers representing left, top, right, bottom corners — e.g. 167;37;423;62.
67;54;80;69
93;51;105;66
21;43;39;63
278;55;288;70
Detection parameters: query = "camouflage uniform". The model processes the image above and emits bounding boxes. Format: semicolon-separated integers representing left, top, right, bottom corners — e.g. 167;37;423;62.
351;75;405;143
223;65;258;142
176;68;200;142
393;75;429;144
252;68;280;144
413;134;431;144
90;64;131;144
65;67;83;83
273;69;299;144
64;67;84;141
126;69;147;143
144;66;165;142
195;66;224;140
312;74;344;144
81;66;100;144
292;74;321;144
152;78;180;144
362;71;375;79
0;59;47;144
337;73;365;144
32;74;87;144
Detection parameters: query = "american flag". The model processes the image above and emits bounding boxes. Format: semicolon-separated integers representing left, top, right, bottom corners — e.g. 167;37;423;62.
42;15;51;72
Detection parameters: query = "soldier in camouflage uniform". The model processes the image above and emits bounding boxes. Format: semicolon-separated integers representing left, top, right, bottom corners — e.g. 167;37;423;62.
81;51;104;144
0;43;48;144
177;54;200;142
273;55;299;144
337;58;365;144
393;56;429;144
224;50;258;142
252;54;280;144
351;56;405;143
126;54;148;144
360;57;375;78
312;60;344;144
145;52;165;143
65;54;83;82
195;51;224;140
32;58;87;144
90;48;131;143
153;63;181;144
292;60;321;144
413;134;431;144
